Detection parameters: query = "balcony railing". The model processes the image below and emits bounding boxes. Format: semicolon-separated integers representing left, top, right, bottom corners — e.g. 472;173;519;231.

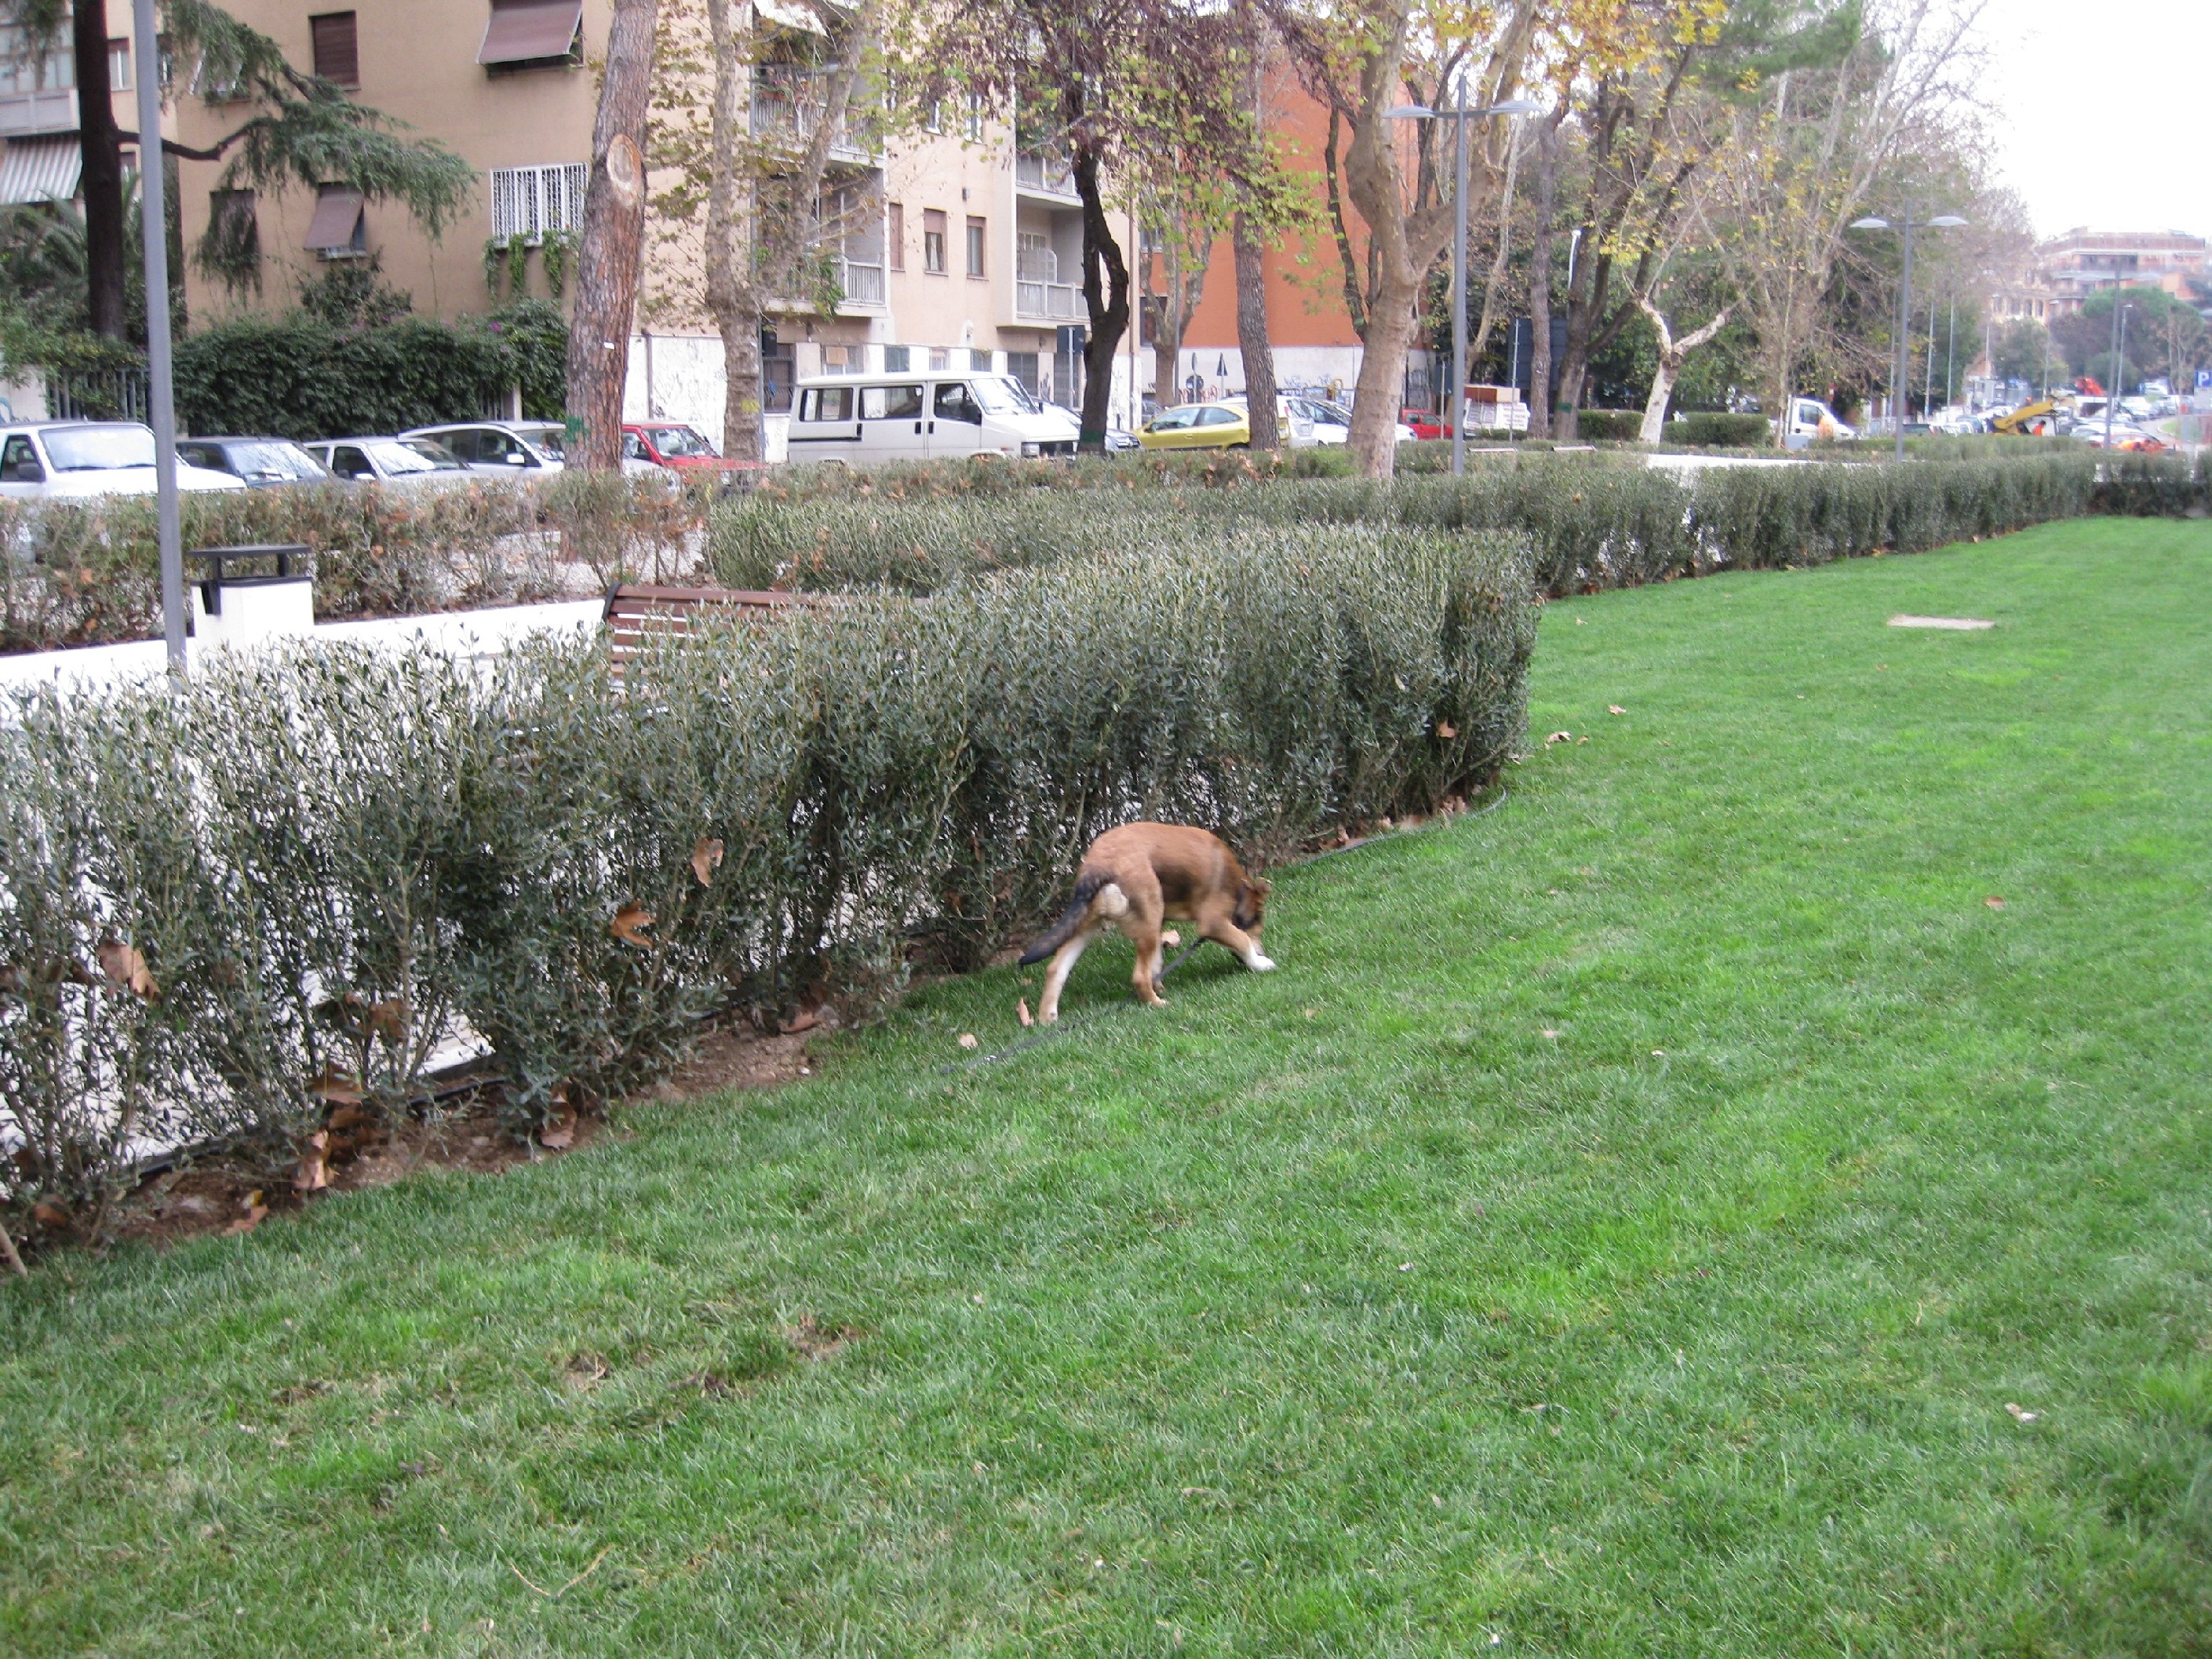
1015;152;1077;197
840;259;885;306
751;69;879;166
1016;280;1082;321
0;86;75;136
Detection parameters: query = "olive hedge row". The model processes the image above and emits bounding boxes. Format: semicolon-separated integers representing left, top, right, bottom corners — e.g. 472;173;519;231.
0;474;712;653
0;525;1536;1234
714;450;2206;600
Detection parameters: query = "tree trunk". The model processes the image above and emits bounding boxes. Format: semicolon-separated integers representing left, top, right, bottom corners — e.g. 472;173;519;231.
1074;144;1132;453
1554;249;1610;440
1638;362;1675;443
701;0;760;461
1233;209;1277;450
75;0;128;339
1525;121;1559;439
566;0;659;470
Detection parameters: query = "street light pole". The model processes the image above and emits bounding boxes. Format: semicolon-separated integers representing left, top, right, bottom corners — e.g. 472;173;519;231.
132;0;184;675
2104;297;2134;449
1850;203;1966;461
1386;95;1539;476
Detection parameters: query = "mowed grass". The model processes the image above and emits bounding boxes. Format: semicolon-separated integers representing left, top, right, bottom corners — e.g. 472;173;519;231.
5;517;2212;1657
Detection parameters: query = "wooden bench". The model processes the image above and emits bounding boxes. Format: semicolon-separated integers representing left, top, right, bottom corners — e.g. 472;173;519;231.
601;582;819;672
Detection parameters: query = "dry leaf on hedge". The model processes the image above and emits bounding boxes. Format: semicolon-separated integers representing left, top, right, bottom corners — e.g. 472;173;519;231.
610;905;656;947
293;1131;330;1194
367;999;408;1043
540;1109;577;1150
1436;720;1458;739
311;1066;364;1107
31;1198;71;1232
691;837;725;887
97;940;159;1000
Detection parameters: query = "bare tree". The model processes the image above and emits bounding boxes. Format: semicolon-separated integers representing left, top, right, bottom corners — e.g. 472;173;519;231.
1635;292;1729;439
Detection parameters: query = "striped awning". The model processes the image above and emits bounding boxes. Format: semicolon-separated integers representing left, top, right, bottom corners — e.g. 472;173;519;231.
0;137;82;206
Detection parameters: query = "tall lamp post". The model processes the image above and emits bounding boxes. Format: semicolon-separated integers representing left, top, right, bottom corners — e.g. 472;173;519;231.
2103;297;2135;450
131;0;184;674
1849;204;1966;461
1385;92;1540;476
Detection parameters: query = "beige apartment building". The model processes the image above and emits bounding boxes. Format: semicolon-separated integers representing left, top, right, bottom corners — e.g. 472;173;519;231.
161;0;1146;444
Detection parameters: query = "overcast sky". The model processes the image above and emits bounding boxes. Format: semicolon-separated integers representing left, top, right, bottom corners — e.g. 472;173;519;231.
1981;0;2212;239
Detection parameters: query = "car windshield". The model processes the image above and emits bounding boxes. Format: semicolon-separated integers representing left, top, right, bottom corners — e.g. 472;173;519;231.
971;375;1037;416
513;425;567;459
42;423;155;471
644;425;717;458
224;441;328;482
370;439;464;474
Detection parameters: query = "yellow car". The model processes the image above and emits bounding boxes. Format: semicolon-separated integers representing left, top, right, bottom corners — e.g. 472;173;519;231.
1136;400;1250;450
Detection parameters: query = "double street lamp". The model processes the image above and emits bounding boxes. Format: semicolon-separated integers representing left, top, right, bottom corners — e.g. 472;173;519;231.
1386;93;1541;475
2104;297;2136;450
1849;205;1966;461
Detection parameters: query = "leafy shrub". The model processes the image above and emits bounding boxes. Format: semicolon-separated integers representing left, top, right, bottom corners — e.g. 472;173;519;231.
0;475;716;652
1663;412;1771;447
1572;410;1646;442
172;300;569;439
0;525;1536;1234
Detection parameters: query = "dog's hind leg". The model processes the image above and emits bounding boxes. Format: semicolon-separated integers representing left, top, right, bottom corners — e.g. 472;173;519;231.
1126;924;1168;1008
1037;921;1102;1023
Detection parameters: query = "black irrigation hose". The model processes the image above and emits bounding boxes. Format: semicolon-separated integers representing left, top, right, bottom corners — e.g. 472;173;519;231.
946;786;1512;1072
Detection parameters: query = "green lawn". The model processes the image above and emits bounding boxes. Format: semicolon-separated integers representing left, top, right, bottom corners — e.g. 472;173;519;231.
5;516;2212;1657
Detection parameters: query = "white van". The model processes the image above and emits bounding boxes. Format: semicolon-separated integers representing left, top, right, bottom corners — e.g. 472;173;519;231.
1775;397;1855;447
0;421;246;500
788;371;1080;464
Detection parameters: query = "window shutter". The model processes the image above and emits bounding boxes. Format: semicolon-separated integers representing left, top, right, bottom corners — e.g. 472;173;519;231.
309;12;359;88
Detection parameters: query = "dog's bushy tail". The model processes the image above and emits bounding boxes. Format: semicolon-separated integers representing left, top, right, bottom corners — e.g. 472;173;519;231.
1017;873;1106;964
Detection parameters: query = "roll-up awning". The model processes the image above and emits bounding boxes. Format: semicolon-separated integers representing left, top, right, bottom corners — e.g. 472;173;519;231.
477;0;584;65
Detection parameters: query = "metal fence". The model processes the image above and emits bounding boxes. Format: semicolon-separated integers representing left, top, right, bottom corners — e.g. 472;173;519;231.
46;367;150;422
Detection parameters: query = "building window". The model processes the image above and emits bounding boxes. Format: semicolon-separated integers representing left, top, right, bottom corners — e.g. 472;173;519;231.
924;100;942;134
964;92;984;141
490;162;588;242
1007;351;1040;398
923;209;946;275
884;344;909;372
969;348;992;372
309;12;359;88
107;38;130;89
965;216;986;278
928;346;949;371
887;202;903;272
478;0;584;74
304;184;366;259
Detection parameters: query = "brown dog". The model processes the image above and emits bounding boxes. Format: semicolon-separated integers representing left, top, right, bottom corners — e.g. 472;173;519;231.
1019;822;1273;1023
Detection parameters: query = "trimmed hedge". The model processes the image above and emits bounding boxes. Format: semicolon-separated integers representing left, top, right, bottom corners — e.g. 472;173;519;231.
1663;412;1771;447
173;301;570;439
714;450;2196;600
1570;410;1646;442
0;524;1536;1231
0;475;712;653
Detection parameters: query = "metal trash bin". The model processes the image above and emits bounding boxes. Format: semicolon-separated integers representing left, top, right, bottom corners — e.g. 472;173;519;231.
187;544;315;652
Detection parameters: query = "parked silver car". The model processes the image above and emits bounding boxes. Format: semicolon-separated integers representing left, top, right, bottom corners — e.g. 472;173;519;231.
304;436;471;489
402;420;567;476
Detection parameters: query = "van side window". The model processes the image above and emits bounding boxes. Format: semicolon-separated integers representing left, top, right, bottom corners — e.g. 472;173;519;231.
330;445;374;479
801;387;855;421
934;383;982;425
862;384;924;420
1;435;41;482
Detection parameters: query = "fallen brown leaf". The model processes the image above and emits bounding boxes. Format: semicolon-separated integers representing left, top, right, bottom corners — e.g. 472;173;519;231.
1984;896;2006;910
31;1198;71;1232
291;1131;330;1194
610;905;656;948
691;837;725;887
1017;998;1033;1027
957;1033;978;1050
225;1192;268;1235
539;1107;577;1150
2005;1402;2038;1423
367;999;408;1044
97;939;159;1000
780;1009;821;1035
1436;720;1459;739
1545;731;1572;746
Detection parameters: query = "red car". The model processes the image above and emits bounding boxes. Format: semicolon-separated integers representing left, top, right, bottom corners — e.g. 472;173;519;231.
620;421;762;476
1398;407;1447;441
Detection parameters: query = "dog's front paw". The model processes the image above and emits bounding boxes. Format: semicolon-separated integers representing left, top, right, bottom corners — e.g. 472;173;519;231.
1248;954;1277;972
